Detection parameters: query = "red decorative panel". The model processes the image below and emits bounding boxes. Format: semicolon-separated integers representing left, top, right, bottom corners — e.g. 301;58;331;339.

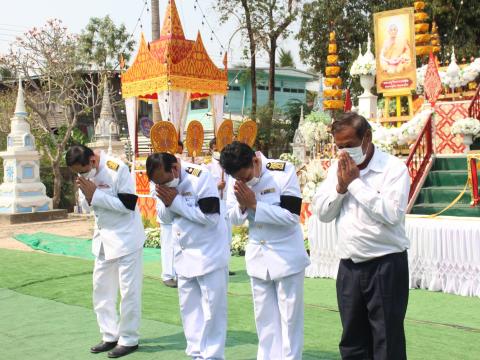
434;101;470;154
300;202;312;224
137;197;158;224
135;171;151;195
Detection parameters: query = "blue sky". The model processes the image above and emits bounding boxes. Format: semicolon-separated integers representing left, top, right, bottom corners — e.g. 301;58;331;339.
0;0;306;70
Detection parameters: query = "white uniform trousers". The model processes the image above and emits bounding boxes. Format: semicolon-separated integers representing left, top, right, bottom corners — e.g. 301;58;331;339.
93;247;143;346
251;270;305;360
160;223;176;281
178;266;228;360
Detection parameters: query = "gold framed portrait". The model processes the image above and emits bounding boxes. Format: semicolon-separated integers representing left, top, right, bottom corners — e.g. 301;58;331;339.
374;7;417;95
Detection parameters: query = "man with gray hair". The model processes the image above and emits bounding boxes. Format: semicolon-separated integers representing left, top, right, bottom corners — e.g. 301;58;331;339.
313;112;410;360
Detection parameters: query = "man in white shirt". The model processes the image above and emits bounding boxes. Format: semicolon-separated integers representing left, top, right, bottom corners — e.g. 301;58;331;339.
147;152;230;360
206;138;236;276
66;145;145;358
221;142;310;360
313;112;410;360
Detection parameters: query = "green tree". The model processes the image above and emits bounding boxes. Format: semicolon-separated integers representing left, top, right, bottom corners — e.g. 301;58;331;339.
429;0;480;62
216;0;259;120
296;0;409;98
78;16;134;125
78;15;135;70
0;19;103;208
278;48;295;67
297;0;480;98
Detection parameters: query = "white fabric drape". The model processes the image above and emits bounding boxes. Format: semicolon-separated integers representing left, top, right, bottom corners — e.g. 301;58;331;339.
210;94;225;134
125;97;137;151
124;97;137;182
306;214;480;297
407;217;480;297
157;90;191;141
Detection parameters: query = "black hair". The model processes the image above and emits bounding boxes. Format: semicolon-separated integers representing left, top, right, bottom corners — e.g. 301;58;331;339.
209;137;216;150
220;141;255;175
330;112;372;139
146;152;178;180
177;140;184;148
65;145;94;167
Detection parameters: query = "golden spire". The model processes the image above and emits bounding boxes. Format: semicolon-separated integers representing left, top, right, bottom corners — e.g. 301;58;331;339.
160;0;186;40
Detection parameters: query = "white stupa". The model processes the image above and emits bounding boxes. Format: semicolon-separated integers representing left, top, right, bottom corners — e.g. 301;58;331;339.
88;78;124;156
292;106;306;164
0;79;53;214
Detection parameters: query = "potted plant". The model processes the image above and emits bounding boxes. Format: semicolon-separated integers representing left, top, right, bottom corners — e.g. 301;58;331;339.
451;117;480;152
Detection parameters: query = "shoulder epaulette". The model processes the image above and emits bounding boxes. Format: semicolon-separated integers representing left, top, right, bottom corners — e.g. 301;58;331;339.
266;161;286;171
186;167;202;177
106;160;120;172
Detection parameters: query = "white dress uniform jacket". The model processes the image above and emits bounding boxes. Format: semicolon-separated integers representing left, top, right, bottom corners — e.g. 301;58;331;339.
90;152;146;260
150;183;176;281
206;156;232;243
154;161;230;278
81;152;145;347
226;153;310;280
312;147;410;263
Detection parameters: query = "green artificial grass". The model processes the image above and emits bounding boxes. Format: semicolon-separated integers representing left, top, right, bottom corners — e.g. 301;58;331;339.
1;248;480;359
14;232;162;262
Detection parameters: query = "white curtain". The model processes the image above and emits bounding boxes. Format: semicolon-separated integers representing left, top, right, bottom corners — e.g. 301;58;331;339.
124;97;138;183
157;90;191;141
210;94;225;134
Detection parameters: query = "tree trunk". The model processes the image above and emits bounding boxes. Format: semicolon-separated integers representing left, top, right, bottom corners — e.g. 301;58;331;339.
268;36;277;103
241;0;257;120
250;50;257;121
151;0;162;122
151;0;160;40
52;161;63;209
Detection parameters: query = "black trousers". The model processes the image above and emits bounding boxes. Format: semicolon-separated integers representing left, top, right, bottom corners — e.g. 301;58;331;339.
336;251;409;360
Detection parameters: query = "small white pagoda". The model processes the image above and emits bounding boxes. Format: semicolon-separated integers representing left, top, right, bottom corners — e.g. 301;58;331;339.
87;78;124;156
0;79;53;215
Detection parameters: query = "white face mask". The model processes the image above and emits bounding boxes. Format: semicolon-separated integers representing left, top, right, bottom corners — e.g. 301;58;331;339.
164;177;179;188
164;169;180;188
79;168;96;179
343;137;367;165
245;160;260;188
246;176;260;188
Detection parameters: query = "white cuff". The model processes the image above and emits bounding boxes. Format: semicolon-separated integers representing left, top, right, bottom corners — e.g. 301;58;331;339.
347;178;364;196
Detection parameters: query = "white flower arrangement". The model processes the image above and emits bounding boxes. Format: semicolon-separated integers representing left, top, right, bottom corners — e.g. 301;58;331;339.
298;111;331;149
370;109;433;154
298;163;327;203
350;38;376;77
417;57;480;91
350;59;376;77
279;153;301;166
299;121;329;148
451;117;480;137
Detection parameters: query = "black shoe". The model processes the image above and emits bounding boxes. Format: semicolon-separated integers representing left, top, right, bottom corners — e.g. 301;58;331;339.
163;279;178;288
90;341;117;353
108;345;139;358
229;271;236;276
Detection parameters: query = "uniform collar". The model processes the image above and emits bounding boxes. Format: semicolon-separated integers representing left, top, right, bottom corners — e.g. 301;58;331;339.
97;151;107;175
256;151;268;176
362;146;386;174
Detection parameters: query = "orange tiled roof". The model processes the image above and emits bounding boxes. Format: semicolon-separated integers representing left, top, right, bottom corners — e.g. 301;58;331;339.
122;0;227;98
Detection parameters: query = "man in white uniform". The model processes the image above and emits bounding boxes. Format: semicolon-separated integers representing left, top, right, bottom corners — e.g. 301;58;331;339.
312;112;410;360
205;138;236;276
220;142;310;360
152;141;185;288
146;152;230;360
66;145;145;358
